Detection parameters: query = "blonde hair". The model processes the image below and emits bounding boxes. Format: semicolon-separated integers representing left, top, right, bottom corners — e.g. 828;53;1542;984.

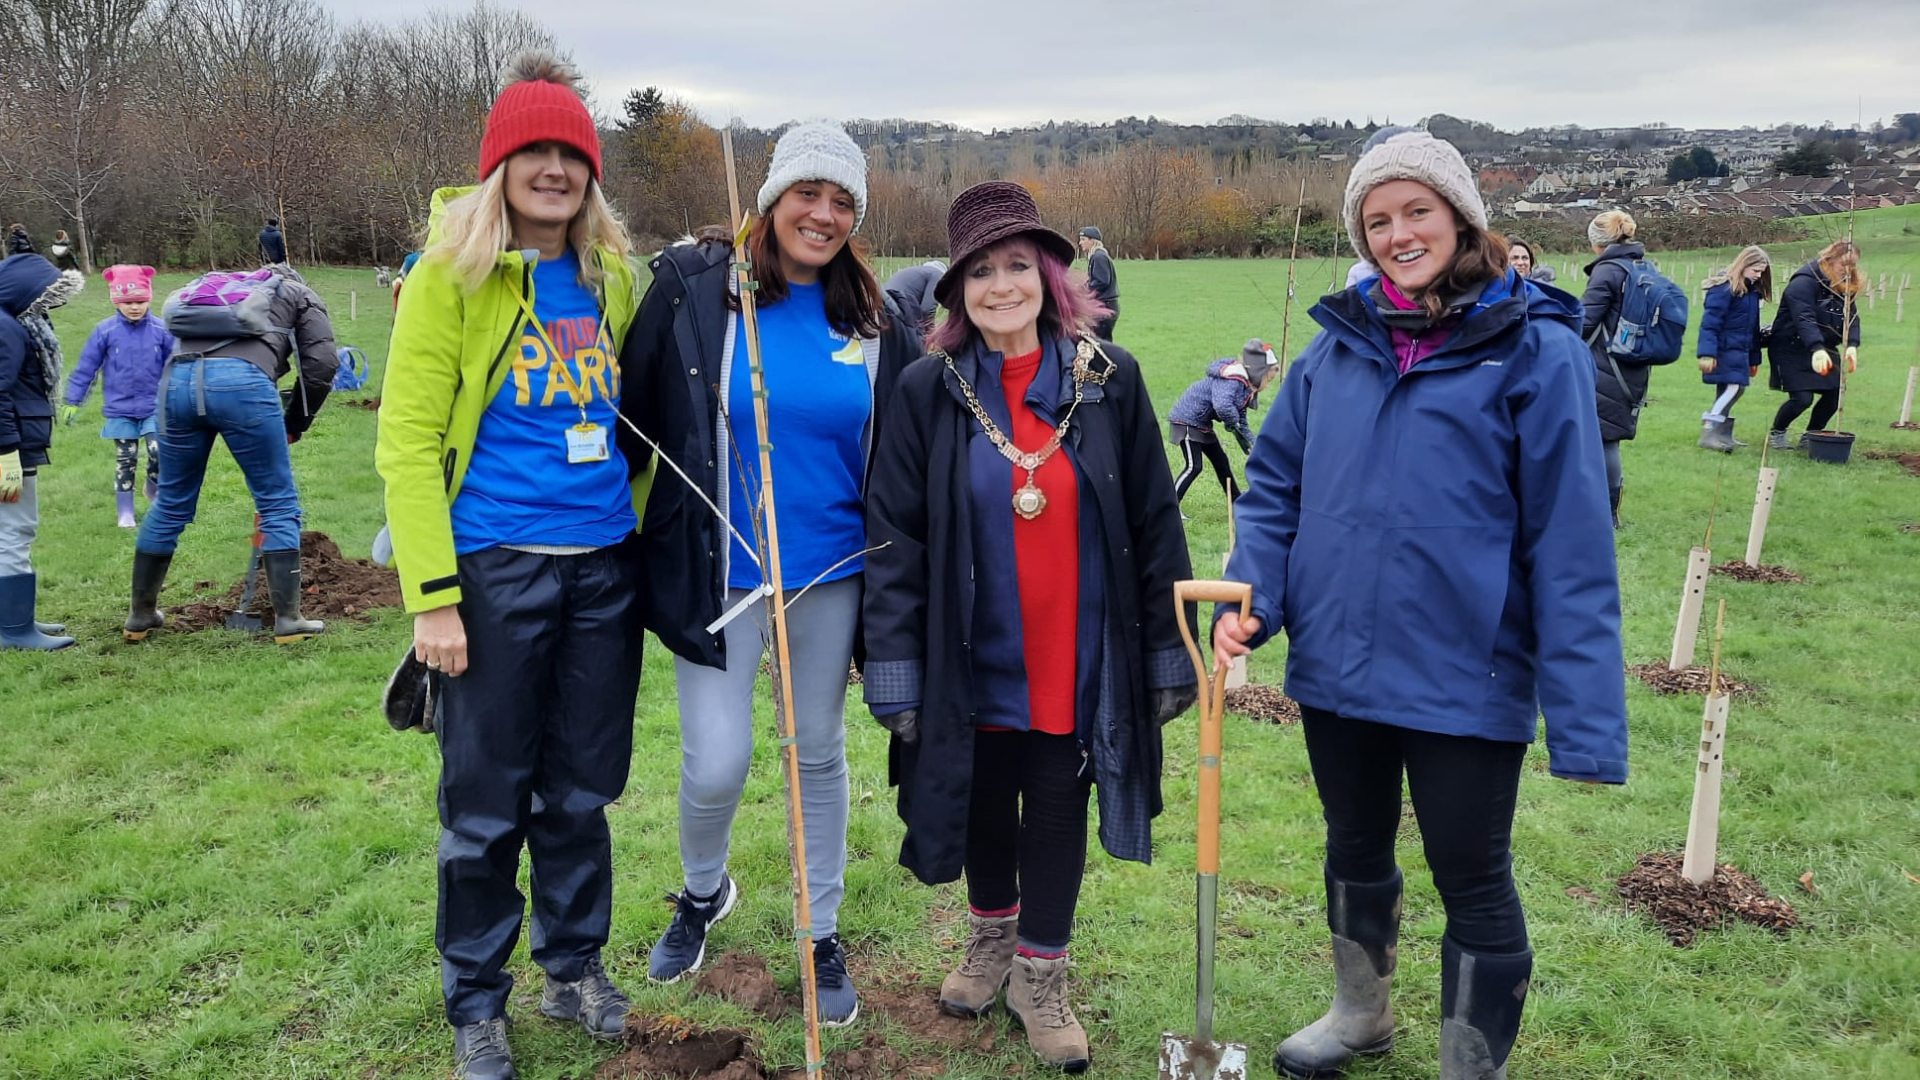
1725;245;1772;300
425;48;632;295
1817;239;1861;296
1587;210;1636;248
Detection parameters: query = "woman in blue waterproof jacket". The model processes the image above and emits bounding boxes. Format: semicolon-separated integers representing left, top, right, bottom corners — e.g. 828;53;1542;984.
1213;131;1629;1080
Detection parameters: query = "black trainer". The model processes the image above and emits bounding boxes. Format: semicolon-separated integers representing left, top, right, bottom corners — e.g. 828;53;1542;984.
540;955;631;1040
813;933;860;1028
647;873;737;983
453;1016;515;1080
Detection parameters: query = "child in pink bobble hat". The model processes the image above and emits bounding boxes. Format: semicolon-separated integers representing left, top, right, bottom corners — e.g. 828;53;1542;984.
64;265;175;526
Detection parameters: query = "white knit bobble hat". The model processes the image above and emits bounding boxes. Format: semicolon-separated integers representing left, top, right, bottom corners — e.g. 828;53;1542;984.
1342;130;1488;262
756;121;869;231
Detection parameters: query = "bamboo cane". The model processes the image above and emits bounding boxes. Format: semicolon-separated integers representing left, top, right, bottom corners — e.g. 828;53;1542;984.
1275;174;1308;382
720;127;823;1071
1682;601;1731;886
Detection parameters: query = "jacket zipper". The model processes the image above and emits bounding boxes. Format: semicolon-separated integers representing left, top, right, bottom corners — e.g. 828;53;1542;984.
442;263;531;494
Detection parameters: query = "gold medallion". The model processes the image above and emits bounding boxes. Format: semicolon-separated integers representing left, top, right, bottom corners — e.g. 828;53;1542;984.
1013;480;1048;520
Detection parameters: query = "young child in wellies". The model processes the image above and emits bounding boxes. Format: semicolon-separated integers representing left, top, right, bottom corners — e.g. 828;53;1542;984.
63;265;174;527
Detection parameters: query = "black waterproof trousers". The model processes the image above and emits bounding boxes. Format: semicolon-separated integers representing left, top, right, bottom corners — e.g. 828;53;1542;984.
434;543;644;1025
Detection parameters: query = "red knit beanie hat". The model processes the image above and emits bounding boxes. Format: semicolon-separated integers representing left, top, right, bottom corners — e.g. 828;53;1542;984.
478;50;602;181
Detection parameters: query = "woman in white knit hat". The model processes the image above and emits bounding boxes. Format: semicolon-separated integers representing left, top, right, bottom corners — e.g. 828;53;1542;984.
1214;129;1627;1080
616;121;922;1025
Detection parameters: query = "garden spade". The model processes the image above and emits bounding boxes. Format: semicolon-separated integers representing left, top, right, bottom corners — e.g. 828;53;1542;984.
224;515;267;632
1160;578;1253;1080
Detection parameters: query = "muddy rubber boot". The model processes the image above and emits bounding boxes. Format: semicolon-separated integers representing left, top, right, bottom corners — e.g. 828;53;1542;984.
1767;429;1794;451
115;490;137;528
263;548;324;644
1439;937;1532;1080
939;911;1018;1018
1725;417;1748;447
124;550;172;641
1006;953;1089;1073
1697;418;1736;453
1274;867;1401;1078
0;574;76;651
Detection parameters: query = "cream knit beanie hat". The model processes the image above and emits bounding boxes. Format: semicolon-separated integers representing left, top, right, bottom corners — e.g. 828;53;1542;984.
1342;130;1487;261
757;121;869;230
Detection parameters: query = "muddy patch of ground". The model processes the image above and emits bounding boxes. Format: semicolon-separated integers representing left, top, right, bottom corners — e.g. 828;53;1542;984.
168;531;400;632
1627;663;1754;699
1903;523;1920;534
1225;684;1301;725
1616;851;1800;947
1710;560;1804;584
1889;421;1918;431
693;952;790;1019
594;1016;761;1079
1863;449;1920;477
339;396;380;411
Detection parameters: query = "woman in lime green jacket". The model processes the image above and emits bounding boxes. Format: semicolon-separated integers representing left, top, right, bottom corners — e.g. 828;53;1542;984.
373;49;648;1080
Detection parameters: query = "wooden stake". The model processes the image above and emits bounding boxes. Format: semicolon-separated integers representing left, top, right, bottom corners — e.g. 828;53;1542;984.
1682;601;1730;886
349;290;358;321
1900;366;1918;426
720;127;823;1072
1744;467;1778;568
1669;546;1712;671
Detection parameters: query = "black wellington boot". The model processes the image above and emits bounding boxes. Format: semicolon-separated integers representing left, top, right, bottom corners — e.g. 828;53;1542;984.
1438;936;1533;1080
123;550;173;641
263;548;325;644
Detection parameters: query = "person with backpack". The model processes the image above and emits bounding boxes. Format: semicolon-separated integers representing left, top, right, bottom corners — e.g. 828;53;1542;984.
258;219;288;266
1213;130;1626;1080
62;265;175;527
375;51;648;1080
0;256;84;651
1580;209;1686;526
5;225;33;257
1168;339;1277;510
122;263;339;645
1766;239;1862;450
1695;246;1772;452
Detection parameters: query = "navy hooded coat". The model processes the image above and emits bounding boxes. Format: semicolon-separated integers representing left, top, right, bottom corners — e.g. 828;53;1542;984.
1223;272;1629;783
1696;279;1764;387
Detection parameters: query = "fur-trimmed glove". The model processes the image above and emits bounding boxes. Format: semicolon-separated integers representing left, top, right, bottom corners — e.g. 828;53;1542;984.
1151;684;1199;725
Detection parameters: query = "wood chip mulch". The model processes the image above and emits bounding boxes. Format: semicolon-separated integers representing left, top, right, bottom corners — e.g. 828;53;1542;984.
1615;851;1800;947
1627;663;1755;698
1224;684;1301;725
1889;421;1919;431
1710;560;1803;584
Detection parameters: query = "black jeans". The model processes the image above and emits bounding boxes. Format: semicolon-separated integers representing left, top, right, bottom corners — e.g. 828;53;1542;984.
1093;308;1118;342
435;543;645;1025
1173;434;1240;503
1772;389;1838;433
1301;707;1529;953
965;730;1092;952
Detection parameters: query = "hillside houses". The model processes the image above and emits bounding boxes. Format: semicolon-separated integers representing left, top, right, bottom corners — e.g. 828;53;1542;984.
1491;157;1920;222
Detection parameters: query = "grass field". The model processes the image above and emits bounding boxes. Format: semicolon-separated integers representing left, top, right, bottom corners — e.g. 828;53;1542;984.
4;205;1919;1079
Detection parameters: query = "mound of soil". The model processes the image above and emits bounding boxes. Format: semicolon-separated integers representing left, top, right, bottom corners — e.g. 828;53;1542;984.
168;531;401;632
693;952;789;1019
1225;684;1301;725
1863;449;1920;477
1616;851;1800;947
1710;560;1803;584
1627;663;1754;699
595;1016;760;1079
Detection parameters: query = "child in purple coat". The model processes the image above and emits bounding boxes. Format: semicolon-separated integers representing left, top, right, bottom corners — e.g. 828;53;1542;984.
63;264;173;527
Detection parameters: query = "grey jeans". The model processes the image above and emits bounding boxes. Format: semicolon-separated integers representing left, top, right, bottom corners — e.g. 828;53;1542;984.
0;474;38;576
672;575;859;937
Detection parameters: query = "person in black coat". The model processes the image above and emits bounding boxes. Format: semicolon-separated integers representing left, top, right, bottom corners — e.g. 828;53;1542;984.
258;218;287;265
1766;240;1862;449
1579;209;1670;524
862;182;1193;1071
883;259;946;337
1076;226;1119;340
6;225;34;257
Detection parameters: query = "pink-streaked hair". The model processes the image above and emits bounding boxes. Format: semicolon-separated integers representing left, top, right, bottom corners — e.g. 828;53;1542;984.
927;234;1111;354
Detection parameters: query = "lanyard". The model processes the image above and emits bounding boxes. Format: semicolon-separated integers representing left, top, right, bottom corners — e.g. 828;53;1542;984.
511;287;604;423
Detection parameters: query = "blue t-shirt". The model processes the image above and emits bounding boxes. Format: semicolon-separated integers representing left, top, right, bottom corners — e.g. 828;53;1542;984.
725;282;872;589
450;250;637;554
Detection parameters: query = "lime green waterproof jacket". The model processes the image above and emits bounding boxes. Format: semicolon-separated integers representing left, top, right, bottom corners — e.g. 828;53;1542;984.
375;186;647;612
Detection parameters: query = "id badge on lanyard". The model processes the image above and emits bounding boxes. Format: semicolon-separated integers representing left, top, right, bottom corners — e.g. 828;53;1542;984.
515;287;611;467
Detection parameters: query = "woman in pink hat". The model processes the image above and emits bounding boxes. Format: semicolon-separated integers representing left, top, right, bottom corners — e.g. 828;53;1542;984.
63;265;174;527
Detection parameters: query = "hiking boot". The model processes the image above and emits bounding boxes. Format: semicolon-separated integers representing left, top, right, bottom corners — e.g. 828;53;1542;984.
453;1016;515;1080
1768;429;1794;451
1275;867;1401;1079
116;490;137;528
648;873;737;983
541;956;630;1040
1438;937;1532;1080
1697;417;1736;453
812;932;859;1028
939;911;1018;1017
263;548;324;643
0;574;76;651
1006;953;1089;1073
124;550;171;641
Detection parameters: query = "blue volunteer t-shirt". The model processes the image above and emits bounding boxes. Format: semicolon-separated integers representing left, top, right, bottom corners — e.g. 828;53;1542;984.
450;250;637;554
725;281;872;589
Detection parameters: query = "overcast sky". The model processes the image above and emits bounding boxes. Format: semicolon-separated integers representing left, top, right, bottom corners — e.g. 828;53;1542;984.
330;0;1920;133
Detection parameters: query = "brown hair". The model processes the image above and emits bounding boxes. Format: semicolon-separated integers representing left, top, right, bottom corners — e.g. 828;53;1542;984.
1400;218;1508;321
730;213;885;339
1817;239;1861;297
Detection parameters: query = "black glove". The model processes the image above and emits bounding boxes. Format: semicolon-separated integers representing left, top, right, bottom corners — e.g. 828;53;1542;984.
1233;430;1253;454
877;707;920;745
1151;685;1198;725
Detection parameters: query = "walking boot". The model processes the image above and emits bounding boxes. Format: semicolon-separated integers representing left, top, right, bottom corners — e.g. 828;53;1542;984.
1275;867;1401;1078
0;574;76;651
452;1016;516;1080
939;911;1018;1017
263;548;324;643
1696;418;1736;453
1006;952;1090;1073
115;490;137;528
1439;937;1532;1080
1767;429;1794;452
540;956;631;1040
124;550;172;641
